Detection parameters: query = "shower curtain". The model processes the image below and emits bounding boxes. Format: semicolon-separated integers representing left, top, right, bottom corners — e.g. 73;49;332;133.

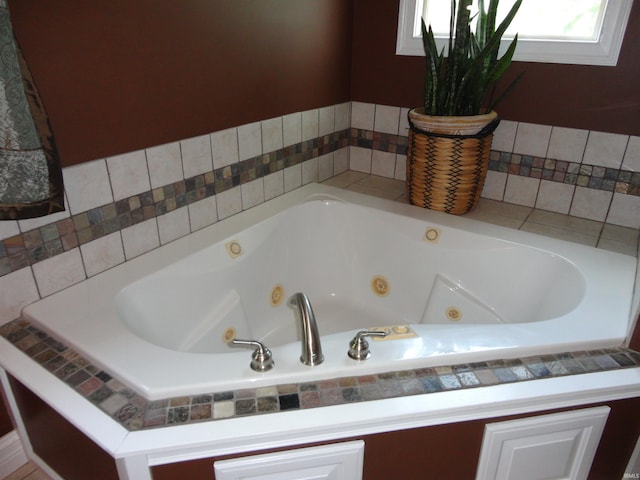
0;0;64;220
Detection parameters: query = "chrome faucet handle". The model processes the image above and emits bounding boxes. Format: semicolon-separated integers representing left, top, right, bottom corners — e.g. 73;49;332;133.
347;329;389;361
230;338;275;372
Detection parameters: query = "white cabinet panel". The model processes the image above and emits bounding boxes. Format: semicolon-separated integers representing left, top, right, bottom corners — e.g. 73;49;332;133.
214;440;364;480
476;407;610;480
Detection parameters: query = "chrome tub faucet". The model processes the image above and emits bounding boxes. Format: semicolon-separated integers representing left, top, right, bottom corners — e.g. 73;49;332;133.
289;292;324;366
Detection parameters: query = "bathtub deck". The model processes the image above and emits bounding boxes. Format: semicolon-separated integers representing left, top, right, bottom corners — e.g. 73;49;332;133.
2;315;640;433
322;171;640;257
2;176;638;433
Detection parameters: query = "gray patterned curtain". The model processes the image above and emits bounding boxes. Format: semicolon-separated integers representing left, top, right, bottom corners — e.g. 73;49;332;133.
0;0;64;220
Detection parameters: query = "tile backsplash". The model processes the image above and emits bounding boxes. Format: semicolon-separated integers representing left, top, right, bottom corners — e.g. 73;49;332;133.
1;101;638;324
0;103;351;322
349;101;640;228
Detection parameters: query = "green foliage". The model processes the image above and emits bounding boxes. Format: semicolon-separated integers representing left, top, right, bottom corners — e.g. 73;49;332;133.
422;0;522;116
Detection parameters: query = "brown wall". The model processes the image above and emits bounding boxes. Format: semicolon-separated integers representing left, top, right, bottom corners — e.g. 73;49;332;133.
9;1;354;167
9;376;119;479
9;1;640;168
0;383;14;437
351;0;640;136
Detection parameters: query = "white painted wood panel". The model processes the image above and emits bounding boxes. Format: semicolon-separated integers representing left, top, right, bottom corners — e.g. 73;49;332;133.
476;407;610;480
214;441;364;480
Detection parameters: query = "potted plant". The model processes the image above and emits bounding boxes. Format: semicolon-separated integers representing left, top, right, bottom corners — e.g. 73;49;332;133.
407;0;523;214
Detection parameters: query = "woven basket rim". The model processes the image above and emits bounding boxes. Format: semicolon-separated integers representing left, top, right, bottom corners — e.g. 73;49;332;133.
408;108;499;136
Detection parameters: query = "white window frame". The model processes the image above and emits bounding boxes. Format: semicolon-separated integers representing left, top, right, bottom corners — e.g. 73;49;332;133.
396;0;633;66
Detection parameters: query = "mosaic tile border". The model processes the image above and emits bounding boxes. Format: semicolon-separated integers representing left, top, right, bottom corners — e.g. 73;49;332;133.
0;130;349;277
350;128;640;196
2;318;639;432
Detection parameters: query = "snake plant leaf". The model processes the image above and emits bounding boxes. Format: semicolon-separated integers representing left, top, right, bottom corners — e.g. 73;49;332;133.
421;0;523;116
421;20;445;113
486;33;518;86
489;70;525;111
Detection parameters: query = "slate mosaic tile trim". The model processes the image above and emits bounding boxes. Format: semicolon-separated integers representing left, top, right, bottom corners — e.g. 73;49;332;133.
3;318;639;432
350;128;640;196
0;130;349;276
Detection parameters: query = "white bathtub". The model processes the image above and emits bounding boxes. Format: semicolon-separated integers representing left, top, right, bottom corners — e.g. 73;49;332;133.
22;184;637;400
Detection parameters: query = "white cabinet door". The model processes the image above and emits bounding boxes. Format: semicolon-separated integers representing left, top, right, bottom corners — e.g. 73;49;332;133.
476;407;610;480
214;440;364;480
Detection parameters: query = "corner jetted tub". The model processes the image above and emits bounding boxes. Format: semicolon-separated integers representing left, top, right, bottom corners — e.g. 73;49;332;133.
22;183;637;400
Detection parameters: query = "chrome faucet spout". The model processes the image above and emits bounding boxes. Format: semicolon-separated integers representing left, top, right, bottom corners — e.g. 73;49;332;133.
289;292;324;366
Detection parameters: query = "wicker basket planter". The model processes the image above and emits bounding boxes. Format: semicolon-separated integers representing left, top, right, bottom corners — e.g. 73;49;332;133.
406;108;500;215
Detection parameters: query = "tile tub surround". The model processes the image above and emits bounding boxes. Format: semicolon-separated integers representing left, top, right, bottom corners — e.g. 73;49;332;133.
0;100;638;323
349;102;640;228
2;318;640;432
0;103;351;322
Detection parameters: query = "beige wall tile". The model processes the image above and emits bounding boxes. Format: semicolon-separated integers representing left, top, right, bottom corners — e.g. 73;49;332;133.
535;180;575;214
547;127;589;163
216;186;242;220
283;112;302;147
349;146;372;173
504;175;540;207
319;105;335;136
481;171;507;201
158;207;191;245
80;232;125;277
0;267;39;323
622;136;640;171
261;117;284;154
351;102;375;131
32;248;86;297
302;158;319;185
607;193;640;229
335;102;351;131
211;128;239;170
371;150;396;178
583;131;628;169
181;134;213;178
284;164;302;192
318;153;334;182
106;150;150;201
238;122;262;161
121;218;160;260
264;171;284;200
146;142;183;189
374;105;400;135
63;159;113;215
334;148;349;175
241;179;265;210
513;123;552;158
0;220;19;241
301;109;319;142
394;155;406;181
492;120;517;153
570;186;612;222
188;195;218;232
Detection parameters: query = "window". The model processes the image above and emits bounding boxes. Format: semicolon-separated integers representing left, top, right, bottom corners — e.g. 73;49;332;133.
396;0;633;66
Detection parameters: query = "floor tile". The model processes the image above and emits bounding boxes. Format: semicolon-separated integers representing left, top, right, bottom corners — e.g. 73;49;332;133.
472;198;533;221
527;209;603;237
321;171;369;188
520;222;599;247
463;209;526;229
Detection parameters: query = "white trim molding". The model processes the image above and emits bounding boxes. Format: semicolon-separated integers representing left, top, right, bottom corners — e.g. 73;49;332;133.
396;0;633;66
